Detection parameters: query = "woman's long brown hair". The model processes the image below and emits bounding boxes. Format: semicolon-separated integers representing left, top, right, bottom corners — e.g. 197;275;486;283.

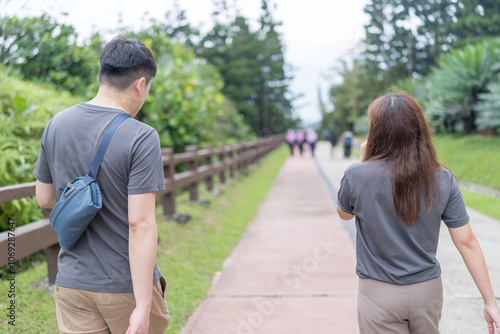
363;92;441;225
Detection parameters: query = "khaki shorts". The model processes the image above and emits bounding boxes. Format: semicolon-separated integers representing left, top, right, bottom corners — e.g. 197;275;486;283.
55;276;170;334
358;276;443;334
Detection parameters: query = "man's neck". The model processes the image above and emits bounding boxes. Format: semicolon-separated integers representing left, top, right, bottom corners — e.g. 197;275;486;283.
87;87;131;115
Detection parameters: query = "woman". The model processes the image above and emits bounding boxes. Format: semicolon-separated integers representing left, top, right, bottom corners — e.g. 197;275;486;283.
336;93;500;334
285;129;296;155
296;129;306;156
306;128;318;157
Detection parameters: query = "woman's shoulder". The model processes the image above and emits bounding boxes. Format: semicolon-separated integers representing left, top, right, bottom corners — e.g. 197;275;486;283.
435;167;455;180
435;167;457;187
345;160;388;176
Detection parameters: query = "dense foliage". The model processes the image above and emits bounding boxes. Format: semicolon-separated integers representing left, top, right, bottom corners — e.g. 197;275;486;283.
322;0;500;136
0;1;296;231
196;1;295;136
0;15;102;97
0;68;83;231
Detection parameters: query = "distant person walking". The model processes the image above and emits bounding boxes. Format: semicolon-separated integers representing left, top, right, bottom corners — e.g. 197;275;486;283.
337;92;500;334
343;128;353;158
329;129;338;158
306;129;318;157
296;129;306;156
322;128;330;140
285;129;296;156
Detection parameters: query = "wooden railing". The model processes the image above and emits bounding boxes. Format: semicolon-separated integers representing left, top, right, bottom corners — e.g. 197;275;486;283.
0;135;284;284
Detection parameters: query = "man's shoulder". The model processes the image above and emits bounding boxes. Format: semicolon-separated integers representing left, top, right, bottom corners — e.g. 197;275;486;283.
49;103;84;121
121;117;159;142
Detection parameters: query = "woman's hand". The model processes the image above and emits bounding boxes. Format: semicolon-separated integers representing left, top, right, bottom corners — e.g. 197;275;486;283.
484;304;500;334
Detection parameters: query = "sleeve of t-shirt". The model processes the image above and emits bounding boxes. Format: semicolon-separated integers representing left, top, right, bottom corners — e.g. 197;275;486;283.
337;171;355;215
442;175;469;228
33;122;53;184
128;129;166;195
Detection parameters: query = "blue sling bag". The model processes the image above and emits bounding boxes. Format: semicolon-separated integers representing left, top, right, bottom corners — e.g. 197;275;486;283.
49;113;131;250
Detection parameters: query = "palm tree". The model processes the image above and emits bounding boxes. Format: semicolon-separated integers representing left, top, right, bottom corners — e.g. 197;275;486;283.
429;41;500;134
476;82;500;135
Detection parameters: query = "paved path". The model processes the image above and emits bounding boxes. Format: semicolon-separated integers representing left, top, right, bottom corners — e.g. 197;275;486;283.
180;145;359;334
180;141;500;334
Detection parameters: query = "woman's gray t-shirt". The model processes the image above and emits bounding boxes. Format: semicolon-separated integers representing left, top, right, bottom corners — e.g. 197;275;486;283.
337;161;469;285
34;103;165;293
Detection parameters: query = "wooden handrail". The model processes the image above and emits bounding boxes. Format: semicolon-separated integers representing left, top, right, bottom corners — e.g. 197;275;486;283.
0;135;284;284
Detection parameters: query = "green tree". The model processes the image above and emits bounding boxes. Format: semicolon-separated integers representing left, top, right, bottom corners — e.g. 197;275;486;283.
363;0;456;82
0;15;102;96
476;81;500;134
429;40;500;134
197;0;295;136
198;15;262;133
452;0;500;47
322;59;383;136
128;27;252;152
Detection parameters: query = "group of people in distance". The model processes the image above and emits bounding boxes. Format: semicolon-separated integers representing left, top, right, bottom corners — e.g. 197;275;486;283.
285;128;318;156
324;128;354;158
287;126;354;159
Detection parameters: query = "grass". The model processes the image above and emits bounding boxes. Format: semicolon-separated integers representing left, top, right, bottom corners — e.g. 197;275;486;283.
432;135;500;221
460;188;500;221
433;134;500;190
0;261;57;333
0;145;289;333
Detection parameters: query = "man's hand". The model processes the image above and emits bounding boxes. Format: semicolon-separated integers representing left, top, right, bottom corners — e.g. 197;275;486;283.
126;307;150;334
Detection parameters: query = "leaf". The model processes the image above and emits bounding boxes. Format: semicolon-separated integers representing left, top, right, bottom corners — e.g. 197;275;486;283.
11;95;28;113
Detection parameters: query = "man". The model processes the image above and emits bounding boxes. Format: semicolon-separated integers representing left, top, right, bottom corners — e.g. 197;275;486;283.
34;37;169;334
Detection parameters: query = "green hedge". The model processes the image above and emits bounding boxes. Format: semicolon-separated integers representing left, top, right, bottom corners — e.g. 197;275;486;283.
0;68;83;231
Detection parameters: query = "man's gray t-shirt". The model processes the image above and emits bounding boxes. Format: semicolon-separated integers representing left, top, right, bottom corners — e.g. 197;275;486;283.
33;103;165;293
337;161;469;285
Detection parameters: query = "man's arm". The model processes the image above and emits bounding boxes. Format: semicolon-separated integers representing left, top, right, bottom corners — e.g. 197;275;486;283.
127;192;158;334
448;223;500;333
35;180;57;209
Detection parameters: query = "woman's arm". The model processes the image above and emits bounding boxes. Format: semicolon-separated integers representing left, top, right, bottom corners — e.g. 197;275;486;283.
337;205;354;220
448;223;500;333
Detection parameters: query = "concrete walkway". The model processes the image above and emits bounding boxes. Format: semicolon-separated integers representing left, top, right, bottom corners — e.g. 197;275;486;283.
180;141;500;334
180;145;359;334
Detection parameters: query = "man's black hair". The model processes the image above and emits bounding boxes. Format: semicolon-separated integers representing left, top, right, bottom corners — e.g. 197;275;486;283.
99;36;156;90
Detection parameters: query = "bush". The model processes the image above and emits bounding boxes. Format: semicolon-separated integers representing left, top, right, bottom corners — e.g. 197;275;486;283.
0;67;82;231
139;39;253;152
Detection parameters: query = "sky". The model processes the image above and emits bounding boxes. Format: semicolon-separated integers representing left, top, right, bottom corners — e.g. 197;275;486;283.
4;0;370;126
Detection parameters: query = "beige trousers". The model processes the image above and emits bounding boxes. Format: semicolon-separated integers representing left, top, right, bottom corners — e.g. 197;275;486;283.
55;277;170;334
358;276;443;334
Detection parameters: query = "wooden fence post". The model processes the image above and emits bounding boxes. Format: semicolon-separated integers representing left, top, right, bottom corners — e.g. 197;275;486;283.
186;145;199;202
237;143;244;174
205;147;214;192
162;148;176;217
218;147;226;185
228;145;235;179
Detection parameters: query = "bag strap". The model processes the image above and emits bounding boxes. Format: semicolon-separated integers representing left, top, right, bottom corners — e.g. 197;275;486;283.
87;113;131;180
